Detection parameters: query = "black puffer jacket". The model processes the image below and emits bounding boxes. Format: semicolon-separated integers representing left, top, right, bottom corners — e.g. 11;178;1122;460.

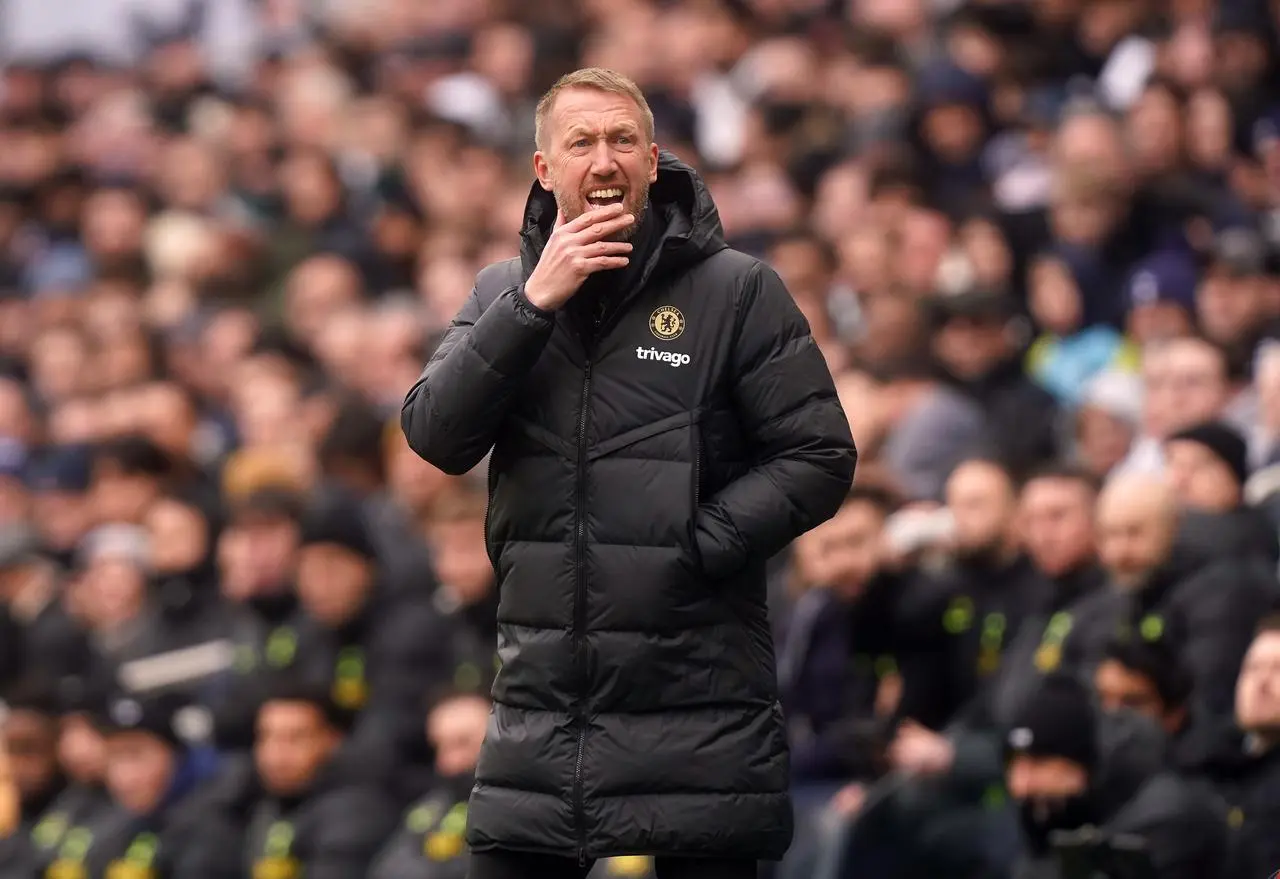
401;151;855;862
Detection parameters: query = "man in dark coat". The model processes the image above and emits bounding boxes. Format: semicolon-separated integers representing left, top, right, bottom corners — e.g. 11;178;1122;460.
401;68;856;877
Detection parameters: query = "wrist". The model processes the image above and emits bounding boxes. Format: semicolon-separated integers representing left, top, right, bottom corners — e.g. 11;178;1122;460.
519;282;558;317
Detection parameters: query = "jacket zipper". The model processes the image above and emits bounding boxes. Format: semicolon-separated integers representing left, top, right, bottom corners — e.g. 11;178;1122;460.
573;347;594;868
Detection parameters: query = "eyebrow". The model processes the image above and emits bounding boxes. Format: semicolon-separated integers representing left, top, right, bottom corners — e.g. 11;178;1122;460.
565;122;640;141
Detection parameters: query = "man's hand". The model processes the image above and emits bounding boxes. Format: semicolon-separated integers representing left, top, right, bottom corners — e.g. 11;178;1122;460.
524;204;635;311
887;719;955;777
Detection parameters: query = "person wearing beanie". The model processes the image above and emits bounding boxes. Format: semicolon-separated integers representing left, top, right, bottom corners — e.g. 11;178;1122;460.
1165;419;1280;569
74;690;241;878
1005;673;1228;879
287;489;449;784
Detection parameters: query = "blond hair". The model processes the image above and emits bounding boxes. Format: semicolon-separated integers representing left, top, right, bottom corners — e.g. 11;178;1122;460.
534;68;655;151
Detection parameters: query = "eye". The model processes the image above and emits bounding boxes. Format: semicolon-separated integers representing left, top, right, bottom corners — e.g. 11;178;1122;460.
572;138;590;149
616;135;632;144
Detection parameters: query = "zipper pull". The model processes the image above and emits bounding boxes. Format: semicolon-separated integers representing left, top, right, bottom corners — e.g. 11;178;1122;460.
579;847;587;867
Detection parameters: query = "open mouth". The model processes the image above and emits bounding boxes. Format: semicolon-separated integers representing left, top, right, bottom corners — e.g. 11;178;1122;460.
585;187;625;208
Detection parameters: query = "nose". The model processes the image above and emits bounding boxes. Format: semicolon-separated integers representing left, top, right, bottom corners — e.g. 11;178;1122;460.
589;139;617;176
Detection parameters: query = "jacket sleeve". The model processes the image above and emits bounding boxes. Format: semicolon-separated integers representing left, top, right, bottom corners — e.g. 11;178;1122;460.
694;262;857;579
401;279;556;476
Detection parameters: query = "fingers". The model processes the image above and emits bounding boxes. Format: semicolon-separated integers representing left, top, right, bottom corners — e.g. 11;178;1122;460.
561;202;626;232
582;255;631;272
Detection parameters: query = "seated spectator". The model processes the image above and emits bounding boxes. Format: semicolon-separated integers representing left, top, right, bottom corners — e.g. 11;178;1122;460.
81;691;241;878
245;677;399;878
1006;673;1227;879
1163;419;1280;567
1214;616;1280;879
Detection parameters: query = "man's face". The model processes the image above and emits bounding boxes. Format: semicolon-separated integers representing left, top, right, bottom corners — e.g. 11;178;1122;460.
3;710;58;802
1096;499;1173;590
427;696;490;779
1160;342;1229;433
1197;273;1266;347
1164;439;1240;513
1094;659;1166;722
255;701;339;797
1019;478;1096;578
792;499;884;598
1237;631;1280;736
228;515;299;595
428;518;494;606
296;544;373;626
932;317;1009;381
945;463;1015;558
104;731;175;815
58;714;106;785
533;86;659;240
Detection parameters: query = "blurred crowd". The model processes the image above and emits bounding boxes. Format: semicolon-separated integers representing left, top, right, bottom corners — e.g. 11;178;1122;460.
2;0;1280;877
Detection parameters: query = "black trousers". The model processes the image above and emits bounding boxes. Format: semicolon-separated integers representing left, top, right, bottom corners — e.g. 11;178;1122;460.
467;850;760;879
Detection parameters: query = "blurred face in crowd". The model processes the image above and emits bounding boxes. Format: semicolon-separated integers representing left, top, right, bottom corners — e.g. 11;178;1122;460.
1096;476;1177;589
28;325;89;403
1029;256;1083;336
3;709;59;803
1076;404;1138;478
1185;88;1233;171
220;510;299;599
1126;83;1183;177
958;217;1012;291
922;103;984;163
1126;299;1194;345
428;695;490;780
792;497;886;598
1094;659;1182;734
255;700;340;797
428;515;494;606
1197;271;1268;348
933;314;1011;381
1236;629;1280;740
280;150;342;226
533;85;659;241
1163;438;1241;513
946;461;1016;562
146;497;208;574
104;731;175;815
134;382;197;463
284;256;363;350
33;483;90;555
296;543;373;626
1142;339;1228;438
59;714;106;785
90;462;160;526
79;553;148;630
80;188;146;261
1019;476;1097;578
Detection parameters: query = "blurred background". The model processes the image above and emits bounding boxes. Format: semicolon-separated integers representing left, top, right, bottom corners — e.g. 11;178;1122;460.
2;0;1280;877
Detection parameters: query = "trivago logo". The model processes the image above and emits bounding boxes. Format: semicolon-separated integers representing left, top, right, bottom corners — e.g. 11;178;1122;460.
635;346;691;368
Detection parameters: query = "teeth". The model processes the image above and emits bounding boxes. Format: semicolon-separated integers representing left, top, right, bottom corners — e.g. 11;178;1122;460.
587;188;622;199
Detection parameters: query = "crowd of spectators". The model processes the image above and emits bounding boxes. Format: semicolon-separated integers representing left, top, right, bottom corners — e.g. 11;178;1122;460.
2;0;1280;877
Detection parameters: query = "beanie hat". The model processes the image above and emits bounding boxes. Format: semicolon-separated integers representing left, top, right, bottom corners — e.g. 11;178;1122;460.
1166;420;1249;486
300;490;377;560
1006;673;1099;771
95;691;212;750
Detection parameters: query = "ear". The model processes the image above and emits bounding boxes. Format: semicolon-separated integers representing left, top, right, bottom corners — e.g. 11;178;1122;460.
648;142;659;184
533;151;553;192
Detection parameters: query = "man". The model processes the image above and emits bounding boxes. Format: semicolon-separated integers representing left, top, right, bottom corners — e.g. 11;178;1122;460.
82;691;242;878
1005;673;1226;879
402;68;855;877
1115;337;1231;476
1218;617;1280;879
1094;474;1276;719
1163;419;1279;567
244;677;399;879
985;465;1112;729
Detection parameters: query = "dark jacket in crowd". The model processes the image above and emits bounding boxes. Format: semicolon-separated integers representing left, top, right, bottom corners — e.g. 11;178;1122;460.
1124;545;1277;720
897;553;1051;731
1204;734;1280;879
81;749;243;879
0;783;112;876
401;150;856;861
243;766;400;879
1014;710;1228;879
1175;506;1280;571
368;784;473;879
777;572;906;784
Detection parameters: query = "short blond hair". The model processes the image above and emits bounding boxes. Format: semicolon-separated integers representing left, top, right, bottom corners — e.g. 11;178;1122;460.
534;68;655;152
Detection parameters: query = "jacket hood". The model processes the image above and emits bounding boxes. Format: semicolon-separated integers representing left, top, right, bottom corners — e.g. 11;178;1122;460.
519;149;727;281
